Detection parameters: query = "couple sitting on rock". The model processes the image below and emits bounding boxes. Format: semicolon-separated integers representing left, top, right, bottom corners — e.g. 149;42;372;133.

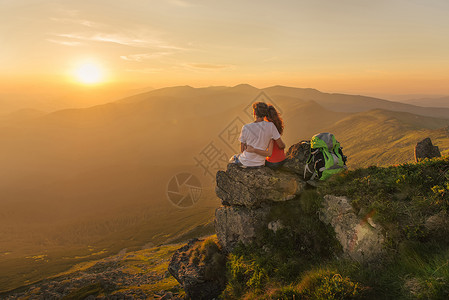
230;101;286;169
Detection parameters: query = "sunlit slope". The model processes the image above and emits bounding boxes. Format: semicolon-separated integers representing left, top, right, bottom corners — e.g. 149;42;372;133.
328;109;449;168
0;241;187;298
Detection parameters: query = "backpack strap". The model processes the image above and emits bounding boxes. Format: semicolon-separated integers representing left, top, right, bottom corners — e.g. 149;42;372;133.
304;146;318;180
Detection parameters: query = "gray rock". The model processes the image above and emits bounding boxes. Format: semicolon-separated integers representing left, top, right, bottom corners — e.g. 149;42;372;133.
415;137;441;162
215;163;305;208
320;195;384;262
282;140;310;176
168;239;226;300
267;220;284;233
425;211;449;237
215;206;270;252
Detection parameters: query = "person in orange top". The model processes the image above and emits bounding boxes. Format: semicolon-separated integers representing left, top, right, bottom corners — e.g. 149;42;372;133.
246;104;286;169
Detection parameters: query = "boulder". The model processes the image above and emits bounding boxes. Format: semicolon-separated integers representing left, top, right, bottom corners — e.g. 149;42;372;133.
320;195;384;262
414;137;441;162
282;140;310;176
425;211;449;238
215;205;270;252
168;238;226;300
216;163;305;207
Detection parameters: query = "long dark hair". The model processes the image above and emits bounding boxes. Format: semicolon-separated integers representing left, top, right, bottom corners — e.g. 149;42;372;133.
252;102;269;118
266;104;284;135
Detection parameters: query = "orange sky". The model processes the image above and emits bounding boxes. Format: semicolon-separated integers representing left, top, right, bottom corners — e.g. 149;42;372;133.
2;0;449;104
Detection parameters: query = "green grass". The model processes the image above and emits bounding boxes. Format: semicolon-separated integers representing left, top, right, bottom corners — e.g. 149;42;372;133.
320;156;449;248
62;283;104;300
323;241;449;299
222;157;449;299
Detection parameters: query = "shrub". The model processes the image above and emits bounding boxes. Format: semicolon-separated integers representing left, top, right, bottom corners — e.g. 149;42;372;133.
222;253;268;298
185;237;226;284
297;269;364;299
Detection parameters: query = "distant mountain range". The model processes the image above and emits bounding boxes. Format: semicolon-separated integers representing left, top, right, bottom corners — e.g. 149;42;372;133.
396;96;449;108
1;84;448;292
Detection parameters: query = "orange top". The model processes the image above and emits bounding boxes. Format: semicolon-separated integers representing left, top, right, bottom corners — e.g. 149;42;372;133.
266;141;286;163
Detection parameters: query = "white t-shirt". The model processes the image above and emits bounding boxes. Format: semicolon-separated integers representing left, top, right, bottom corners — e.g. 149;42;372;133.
238;121;281;167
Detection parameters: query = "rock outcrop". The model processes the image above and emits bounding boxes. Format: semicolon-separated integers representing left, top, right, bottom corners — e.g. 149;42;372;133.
168;238;226;300
282;140;311;176
214;141;312;252
415;137;441;162
214;140;386;261
216;164;305;208
215;205;270;252
319;195;384;262
213;141;317;253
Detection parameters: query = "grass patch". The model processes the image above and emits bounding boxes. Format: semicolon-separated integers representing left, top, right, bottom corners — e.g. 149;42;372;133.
184;236;227;283
321;156;449;248
222;157;449;299
62;282;103;300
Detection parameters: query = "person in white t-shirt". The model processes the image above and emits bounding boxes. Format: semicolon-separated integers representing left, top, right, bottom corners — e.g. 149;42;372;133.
230;102;285;167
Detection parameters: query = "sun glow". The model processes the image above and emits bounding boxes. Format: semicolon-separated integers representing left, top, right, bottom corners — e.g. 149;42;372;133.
74;62;104;84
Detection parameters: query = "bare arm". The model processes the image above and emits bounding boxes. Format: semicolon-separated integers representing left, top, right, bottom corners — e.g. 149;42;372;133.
246;140;274;157
275;137;285;149
240;142;246;153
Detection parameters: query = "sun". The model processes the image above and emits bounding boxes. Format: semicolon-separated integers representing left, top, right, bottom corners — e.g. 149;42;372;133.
74;62;104;84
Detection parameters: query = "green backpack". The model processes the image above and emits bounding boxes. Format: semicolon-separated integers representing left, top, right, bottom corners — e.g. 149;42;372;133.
304;133;347;181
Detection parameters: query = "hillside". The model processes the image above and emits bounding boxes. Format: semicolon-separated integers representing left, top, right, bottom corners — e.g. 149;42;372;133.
327;109;449;168
1;242;185;299
1;84;449;292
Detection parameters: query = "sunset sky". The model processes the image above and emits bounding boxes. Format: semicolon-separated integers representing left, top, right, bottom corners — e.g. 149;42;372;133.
1;0;449;99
